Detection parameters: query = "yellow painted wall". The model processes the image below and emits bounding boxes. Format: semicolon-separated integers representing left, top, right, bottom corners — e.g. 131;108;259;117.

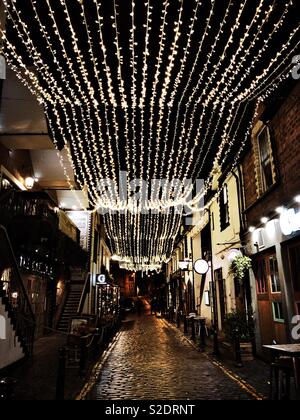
210;169;242;330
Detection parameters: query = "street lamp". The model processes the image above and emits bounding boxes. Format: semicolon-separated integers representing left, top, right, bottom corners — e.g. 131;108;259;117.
194;258;219;356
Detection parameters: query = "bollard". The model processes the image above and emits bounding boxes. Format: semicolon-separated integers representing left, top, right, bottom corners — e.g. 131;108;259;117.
184;316;188;334
176;312;181;328
234;328;243;367
212;323;220;356
199;318;207;352
56;347;67;400
79;336;88;376
191;318;196;341
0;377;17;400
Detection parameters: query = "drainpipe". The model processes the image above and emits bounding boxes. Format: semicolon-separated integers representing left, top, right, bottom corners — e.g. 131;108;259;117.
231;167;245;234
190;236;196;313
232;167;254;348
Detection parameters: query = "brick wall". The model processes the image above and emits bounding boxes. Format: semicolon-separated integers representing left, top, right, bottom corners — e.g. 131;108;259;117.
242;82;300;226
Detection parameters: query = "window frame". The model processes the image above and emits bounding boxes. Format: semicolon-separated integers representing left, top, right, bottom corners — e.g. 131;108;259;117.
219;184;230;232
256;259;268;295
269;255;281;294
272;301;285;324
254;125;276;196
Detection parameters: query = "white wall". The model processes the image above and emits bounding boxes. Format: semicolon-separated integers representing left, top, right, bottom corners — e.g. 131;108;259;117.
0;300;24;370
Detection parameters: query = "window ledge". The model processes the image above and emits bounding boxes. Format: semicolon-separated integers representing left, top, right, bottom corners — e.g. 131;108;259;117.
244;181;280;214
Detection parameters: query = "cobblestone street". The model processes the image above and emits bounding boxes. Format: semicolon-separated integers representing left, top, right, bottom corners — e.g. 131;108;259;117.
84;306;259;401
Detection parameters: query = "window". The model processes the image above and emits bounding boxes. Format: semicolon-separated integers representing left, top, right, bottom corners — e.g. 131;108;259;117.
211;212;215;231
270;256;281;293
257;259;268;294
272;302;285;323
220;185;230;231
255;229;265;249
256;126;276;194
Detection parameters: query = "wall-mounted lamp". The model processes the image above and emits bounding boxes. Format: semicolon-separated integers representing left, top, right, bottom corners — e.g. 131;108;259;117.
178;260;190;271
24;177;35;190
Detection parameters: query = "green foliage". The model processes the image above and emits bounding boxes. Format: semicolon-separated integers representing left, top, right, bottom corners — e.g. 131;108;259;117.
230;255;252;283
224;310;255;343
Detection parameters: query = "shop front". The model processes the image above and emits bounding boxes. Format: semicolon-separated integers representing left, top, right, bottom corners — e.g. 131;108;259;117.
96;275;120;329
247;202;300;354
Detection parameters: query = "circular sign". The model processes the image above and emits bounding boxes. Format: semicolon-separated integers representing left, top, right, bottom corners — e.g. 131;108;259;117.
194;259;209;275
96;274;107;285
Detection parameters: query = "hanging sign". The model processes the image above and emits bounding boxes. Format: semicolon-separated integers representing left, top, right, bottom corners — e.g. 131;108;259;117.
0;55;6;80
96;274;107;285
0;314;5;340
280;209;300;236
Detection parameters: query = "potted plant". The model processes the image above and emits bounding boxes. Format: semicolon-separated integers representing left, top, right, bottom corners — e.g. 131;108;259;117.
224;311;255;362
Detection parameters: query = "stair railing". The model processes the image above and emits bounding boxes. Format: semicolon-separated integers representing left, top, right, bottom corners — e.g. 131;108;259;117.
77;274;91;315
0;225;35;355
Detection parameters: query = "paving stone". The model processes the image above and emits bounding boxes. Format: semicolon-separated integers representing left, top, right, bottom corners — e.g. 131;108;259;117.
86;308;257;401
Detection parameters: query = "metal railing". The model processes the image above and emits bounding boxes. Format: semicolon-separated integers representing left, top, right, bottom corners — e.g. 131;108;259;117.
77;274;91;315
0;225;35;355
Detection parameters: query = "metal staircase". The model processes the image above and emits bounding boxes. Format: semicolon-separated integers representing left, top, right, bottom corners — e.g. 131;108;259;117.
0;225;35;367
58;268;86;333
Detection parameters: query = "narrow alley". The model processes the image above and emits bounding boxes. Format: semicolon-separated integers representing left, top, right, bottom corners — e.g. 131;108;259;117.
82;304;258;401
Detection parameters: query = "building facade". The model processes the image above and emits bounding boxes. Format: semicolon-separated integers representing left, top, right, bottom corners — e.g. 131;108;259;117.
166;167;246;334
242;81;300;355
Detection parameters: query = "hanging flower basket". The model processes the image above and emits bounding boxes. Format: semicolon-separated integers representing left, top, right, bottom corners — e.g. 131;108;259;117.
230;255;252;284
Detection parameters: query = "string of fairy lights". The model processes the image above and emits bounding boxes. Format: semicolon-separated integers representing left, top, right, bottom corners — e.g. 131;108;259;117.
1;0;299;270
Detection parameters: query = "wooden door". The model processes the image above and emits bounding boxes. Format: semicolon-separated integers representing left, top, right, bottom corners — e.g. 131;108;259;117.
287;242;300;315
254;252;287;347
215;269;226;330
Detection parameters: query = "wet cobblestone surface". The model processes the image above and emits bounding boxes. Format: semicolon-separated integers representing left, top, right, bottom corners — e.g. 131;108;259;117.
86;308;257;400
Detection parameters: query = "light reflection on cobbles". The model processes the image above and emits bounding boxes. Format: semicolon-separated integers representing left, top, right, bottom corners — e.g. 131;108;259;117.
87;309;254;400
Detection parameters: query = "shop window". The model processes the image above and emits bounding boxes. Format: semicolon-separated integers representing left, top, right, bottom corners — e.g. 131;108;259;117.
220;185;230;232
255;125;276;196
270;256;281;293
272;302;284;323
257;259;268;294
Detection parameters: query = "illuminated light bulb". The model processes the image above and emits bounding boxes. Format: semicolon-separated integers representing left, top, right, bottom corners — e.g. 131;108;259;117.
2;0;299;269
24;177;35;190
295;196;300;204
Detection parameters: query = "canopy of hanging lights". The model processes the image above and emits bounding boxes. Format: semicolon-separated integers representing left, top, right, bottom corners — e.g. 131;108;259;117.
1;0;299;270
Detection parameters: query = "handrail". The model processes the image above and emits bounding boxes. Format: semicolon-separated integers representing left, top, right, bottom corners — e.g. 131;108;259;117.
77;273;91;315
0;189;14;205
0;224;35;355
